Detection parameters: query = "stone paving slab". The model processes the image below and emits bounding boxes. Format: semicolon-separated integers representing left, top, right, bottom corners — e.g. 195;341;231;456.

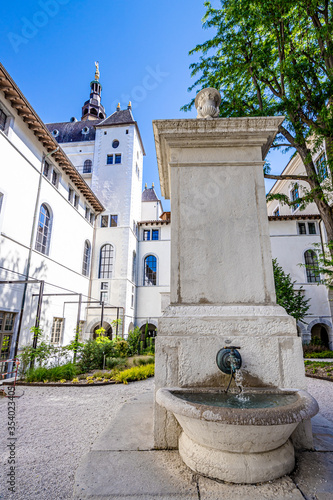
92;398;153;451
312;414;333;451
292;451;333;500
73;450;198;499
198;475;304;500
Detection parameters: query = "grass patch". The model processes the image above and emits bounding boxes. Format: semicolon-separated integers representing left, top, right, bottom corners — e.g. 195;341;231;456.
113;363;155;384
105;357;127;370
25;363;78;382
127;355;155;367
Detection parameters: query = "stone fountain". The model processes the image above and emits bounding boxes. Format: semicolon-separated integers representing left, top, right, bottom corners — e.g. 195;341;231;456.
152;88;318;483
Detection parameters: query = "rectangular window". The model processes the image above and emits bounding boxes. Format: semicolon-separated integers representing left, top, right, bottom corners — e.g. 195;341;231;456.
131;286;134;308
308;222;316;234
110;215;118;227
143;230;150;241
0;311;16;363
43;161;50;178
273;207;279;216
100;282;109;304
85;206;90;220
316;153;328;181
0;192;3;215
68;187;73;203
107;154;113;164
291;185;300;212
0;108;7;132
101;215;109;227
51;170;58;187
90;212;95;225
115;154;121;164
74;194;79;209
51;318;63;344
152;229;159;240
298;222;307;235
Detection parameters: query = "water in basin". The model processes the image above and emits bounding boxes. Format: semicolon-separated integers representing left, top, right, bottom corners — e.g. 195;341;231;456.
174;391;298;409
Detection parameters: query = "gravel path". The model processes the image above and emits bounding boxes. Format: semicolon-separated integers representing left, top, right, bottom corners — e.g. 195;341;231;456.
0;378;154;500
0;376;332;500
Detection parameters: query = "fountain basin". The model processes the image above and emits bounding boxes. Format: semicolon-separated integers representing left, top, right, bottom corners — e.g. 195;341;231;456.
156;387;319;483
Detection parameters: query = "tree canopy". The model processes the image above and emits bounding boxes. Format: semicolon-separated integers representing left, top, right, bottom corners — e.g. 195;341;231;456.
184;0;333;247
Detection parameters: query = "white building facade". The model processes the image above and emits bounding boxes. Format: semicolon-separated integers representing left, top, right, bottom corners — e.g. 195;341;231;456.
0;63;104;362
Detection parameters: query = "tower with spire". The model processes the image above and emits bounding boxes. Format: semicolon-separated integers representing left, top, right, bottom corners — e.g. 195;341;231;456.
81;62;106;121
46;62;146;337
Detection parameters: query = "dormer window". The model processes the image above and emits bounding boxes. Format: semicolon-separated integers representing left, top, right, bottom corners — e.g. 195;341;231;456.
0;108;7;132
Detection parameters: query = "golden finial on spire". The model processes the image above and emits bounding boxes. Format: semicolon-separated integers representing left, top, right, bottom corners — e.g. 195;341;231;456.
94;61;100;81
145;183;147;189
117;103;121;111
128;101;132;109
152;182;155;188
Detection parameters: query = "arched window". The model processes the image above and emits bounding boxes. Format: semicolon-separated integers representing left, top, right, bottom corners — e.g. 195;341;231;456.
304;250;320;283
82;240;91;276
99;244;114;278
35;204;51;255
132;251;136;283
83;159;92;173
144;255;157;286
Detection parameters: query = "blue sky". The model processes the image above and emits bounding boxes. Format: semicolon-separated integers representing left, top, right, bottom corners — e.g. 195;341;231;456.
1;0;288;209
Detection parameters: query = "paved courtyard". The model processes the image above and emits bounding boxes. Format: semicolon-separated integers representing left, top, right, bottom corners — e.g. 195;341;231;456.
0;377;332;499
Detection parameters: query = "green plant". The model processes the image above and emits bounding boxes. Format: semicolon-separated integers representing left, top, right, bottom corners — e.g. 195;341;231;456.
113;363;155;384
273;259;310;322
127;327;141;356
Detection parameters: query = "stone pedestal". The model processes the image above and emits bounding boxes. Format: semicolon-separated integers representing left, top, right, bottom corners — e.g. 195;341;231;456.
153;115;313;450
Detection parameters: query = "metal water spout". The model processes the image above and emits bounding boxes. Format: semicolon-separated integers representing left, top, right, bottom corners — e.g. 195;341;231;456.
216;346;242;393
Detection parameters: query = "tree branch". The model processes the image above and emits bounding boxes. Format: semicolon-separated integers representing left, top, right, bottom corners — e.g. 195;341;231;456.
271;143;293;148
264;174;310;182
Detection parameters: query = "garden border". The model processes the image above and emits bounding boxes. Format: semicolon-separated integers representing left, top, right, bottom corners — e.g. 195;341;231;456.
3;380;117;387
306;374;333;382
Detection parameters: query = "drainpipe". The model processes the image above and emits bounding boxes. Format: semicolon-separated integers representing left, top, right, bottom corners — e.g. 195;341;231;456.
14;147;59;358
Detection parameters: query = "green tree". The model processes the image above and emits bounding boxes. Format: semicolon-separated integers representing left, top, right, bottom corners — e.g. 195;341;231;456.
273;259;310;321
184;0;333;251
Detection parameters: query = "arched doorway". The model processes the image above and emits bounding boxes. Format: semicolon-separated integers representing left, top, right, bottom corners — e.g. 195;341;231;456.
140;323;157;349
93;323;113;340
140;323;157;338
311;323;329;349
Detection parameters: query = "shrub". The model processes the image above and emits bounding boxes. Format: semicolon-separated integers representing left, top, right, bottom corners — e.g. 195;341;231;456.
127;327;141;356
304;350;333;359
25;363;78;382
113;363;154;384
77;339;117;372
113;339;129;358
